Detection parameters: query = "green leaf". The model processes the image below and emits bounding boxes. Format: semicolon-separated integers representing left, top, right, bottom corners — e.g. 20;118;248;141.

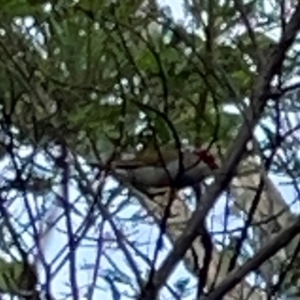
0;258;37;296
0;0;41;17
153;116;172;144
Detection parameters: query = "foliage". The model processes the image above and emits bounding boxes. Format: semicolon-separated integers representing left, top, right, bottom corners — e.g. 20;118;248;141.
0;0;299;299
0;257;37;297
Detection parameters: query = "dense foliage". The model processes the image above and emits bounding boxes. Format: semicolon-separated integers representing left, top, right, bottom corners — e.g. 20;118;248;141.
0;0;300;299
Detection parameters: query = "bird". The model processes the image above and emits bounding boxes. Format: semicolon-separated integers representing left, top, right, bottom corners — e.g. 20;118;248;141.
110;145;218;194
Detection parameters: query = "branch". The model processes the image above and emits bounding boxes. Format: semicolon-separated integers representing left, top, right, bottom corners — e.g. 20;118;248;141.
231;156;298;283
138;3;300;298
128;185;265;300
201;217;300;300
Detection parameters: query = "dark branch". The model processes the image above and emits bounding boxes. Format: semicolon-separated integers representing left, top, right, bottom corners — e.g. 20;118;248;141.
137;3;300;299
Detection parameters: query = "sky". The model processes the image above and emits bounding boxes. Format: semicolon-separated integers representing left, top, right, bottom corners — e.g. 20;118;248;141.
2;0;300;299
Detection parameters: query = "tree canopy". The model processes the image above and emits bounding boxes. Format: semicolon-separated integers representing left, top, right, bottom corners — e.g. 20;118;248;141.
0;0;300;299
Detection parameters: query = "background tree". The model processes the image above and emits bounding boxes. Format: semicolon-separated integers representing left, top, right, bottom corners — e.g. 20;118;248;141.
0;0;300;299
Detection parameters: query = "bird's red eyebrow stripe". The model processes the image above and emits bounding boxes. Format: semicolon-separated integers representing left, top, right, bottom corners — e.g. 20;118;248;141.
197;149;219;169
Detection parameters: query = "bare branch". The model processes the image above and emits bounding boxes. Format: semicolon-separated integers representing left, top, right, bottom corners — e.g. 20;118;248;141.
138;3;300;298
201;217;300;300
